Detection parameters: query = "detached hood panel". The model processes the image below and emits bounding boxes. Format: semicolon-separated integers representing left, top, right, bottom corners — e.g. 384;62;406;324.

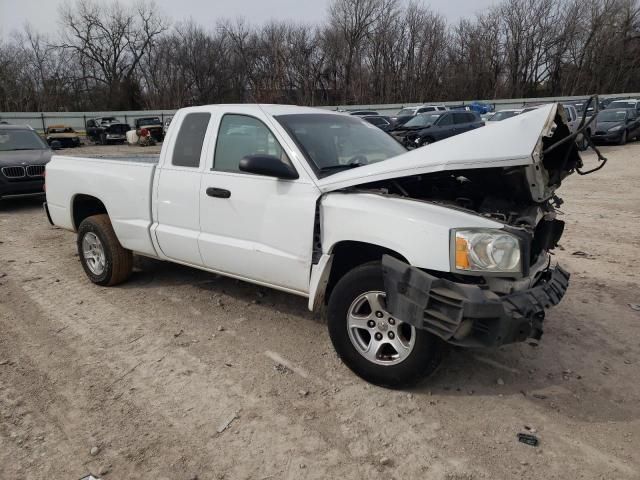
316;104;556;193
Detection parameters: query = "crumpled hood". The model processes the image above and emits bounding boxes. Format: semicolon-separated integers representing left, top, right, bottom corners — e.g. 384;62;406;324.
316;104;556;193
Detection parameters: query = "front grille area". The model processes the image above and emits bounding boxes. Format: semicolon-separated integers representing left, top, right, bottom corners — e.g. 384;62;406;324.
1;166;26;178
26;165;45;177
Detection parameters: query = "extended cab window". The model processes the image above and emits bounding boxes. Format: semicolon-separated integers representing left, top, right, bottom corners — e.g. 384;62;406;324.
214;114;289;172
172;112;211;167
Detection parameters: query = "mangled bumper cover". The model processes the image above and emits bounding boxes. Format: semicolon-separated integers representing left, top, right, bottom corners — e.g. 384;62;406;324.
382;255;570;348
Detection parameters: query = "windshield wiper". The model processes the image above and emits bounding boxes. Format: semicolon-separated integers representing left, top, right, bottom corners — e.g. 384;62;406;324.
318;162;363;173
7;148;42;151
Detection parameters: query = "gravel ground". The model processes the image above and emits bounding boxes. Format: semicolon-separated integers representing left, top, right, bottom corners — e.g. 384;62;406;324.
0;142;639;479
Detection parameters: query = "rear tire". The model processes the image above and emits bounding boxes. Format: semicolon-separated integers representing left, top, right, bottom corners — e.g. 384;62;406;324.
327;261;445;388
77;214;133;286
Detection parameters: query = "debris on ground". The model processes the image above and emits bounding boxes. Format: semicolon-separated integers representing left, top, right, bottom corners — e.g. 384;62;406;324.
629;303;640;312
217;325;225;332
90;446;100;456
98;464;111;476
173;329;184;338
496;378;505;385
274;363;292;375
379;457;392;466
517;433;539;447
217;411;240;434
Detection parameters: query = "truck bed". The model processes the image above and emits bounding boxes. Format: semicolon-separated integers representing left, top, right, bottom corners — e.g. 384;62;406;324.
45;155;159;257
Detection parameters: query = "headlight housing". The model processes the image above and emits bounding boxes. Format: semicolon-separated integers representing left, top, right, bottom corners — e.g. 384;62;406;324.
608;125;622;132
452;229;522;274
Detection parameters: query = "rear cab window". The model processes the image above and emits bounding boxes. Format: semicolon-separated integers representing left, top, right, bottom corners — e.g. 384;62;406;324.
172;112;211;168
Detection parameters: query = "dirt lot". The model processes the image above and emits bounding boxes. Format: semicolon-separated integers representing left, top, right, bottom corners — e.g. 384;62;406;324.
1;142;639;480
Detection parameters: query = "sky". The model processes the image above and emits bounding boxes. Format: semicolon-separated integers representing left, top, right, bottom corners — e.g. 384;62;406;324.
0;0;500;39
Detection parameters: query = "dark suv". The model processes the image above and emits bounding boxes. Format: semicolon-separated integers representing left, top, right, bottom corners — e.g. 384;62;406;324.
0;125;53;199
391;111;484;148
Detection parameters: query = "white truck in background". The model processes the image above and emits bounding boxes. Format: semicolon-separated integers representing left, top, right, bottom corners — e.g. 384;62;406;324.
44;103;590;387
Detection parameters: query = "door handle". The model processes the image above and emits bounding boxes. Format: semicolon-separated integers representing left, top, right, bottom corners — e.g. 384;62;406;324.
206;187;231;199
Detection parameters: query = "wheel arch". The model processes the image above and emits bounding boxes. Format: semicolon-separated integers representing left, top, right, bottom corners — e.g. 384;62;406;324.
71;194;109;231
308;240;409;311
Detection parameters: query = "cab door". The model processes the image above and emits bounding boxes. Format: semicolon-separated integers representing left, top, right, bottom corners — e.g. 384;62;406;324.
197;110;319;294
154;111;213;265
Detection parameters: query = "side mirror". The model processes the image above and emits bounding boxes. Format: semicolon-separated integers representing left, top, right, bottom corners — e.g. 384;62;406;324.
50;140;62;150
239;154;298;179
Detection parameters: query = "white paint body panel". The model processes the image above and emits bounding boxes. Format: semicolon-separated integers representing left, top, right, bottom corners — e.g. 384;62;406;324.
45;156;158;256
320;193;503;271
45;102;558;310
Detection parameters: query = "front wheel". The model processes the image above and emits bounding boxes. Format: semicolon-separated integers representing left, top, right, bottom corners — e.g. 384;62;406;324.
327;261;445;388
77;214;133;286
618;130;627;145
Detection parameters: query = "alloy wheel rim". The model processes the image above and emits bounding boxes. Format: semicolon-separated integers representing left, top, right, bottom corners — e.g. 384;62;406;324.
347;291;416;366
82;232;106;276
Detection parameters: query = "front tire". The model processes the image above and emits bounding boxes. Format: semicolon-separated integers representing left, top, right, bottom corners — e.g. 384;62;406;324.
327;261;445;388
618;130;627;145
77;214;133;286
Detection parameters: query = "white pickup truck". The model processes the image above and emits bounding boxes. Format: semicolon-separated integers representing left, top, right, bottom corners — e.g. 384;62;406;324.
45;103;590;387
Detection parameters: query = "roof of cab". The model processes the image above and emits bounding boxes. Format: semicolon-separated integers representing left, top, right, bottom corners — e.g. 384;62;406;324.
177;104;345;117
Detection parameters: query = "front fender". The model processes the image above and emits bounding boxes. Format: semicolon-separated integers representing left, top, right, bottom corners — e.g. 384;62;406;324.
319;192;503;272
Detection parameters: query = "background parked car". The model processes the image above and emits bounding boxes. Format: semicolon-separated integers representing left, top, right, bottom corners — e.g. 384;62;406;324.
44;125;81;148
349;110;379;116
362;115;395;131
591;108;640;145
389;105;447;126
163;116;173;136
0;125;53;199
391;110;483;148
134;117;164;142
86;117;129;144
605;98;640;115
468;101;494;114
487;109;522;122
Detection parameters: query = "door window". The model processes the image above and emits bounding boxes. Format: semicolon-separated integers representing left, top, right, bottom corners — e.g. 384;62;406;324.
172;112;211;168
213;114;289;172
437;114;454;126
453;112;469;124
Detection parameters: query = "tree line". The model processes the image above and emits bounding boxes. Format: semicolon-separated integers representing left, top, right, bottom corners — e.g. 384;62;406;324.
1;0;639;112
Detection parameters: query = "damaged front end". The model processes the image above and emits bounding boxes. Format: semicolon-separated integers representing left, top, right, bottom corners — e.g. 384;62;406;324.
335;101;602;348
382;255;569;347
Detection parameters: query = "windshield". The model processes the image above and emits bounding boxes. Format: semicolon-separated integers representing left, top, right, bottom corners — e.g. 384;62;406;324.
598;110;628;122
396;108;416;116
404;113;442;127
609;101;636;109
0;129;48;151
489;111;519;121
275;114;406;176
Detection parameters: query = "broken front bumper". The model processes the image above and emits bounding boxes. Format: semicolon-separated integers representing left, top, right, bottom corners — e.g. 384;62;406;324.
382;255;570;348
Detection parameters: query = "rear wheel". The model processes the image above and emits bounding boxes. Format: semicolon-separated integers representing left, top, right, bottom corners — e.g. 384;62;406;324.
77;214;133;286
327;261;445;388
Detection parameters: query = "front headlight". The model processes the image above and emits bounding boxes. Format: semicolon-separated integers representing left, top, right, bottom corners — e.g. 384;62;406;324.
452;229;521;274
608;125;622;132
